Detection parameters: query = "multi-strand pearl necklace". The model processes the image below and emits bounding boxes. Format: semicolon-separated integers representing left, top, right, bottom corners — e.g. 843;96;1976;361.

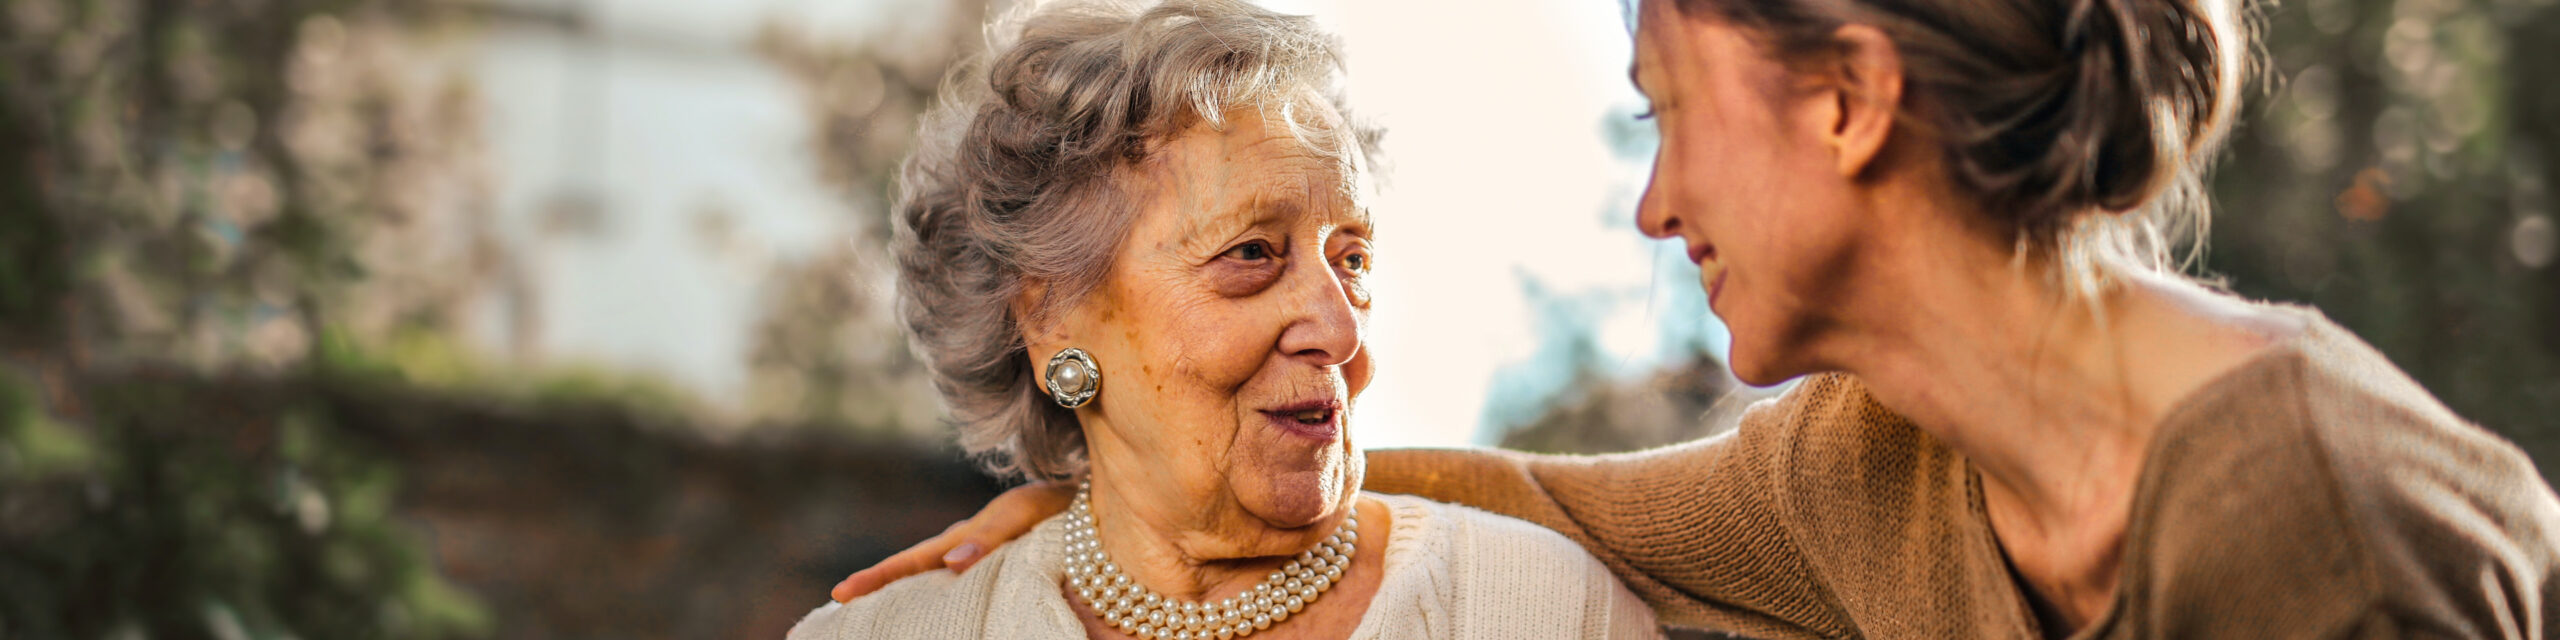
1062;482;1357;640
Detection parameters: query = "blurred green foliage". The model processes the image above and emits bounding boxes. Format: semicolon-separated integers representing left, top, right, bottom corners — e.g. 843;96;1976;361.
0;0;502;635
0;0;987;635
0;370;490;639
2210;0;2560;475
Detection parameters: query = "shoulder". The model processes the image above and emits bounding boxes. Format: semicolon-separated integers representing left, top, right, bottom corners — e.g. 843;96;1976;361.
1370;493;1661;636
2282;317;2560;626
784;543;1020;640
2127;310;2560;634
2255;313;2558;551
1741;374;1954;481
1390;492;1597;565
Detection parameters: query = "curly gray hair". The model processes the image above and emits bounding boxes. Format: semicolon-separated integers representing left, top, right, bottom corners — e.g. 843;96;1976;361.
893;0;1380;482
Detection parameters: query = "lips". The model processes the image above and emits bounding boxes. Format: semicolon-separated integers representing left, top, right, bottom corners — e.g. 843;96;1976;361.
1260;398;1343;441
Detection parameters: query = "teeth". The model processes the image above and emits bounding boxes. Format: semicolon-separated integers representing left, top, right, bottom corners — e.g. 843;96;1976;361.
1291;409;1327;423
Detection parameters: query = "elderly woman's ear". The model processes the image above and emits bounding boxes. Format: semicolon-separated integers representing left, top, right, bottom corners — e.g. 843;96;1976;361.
1014;280;1109;410
1012;281;1083;362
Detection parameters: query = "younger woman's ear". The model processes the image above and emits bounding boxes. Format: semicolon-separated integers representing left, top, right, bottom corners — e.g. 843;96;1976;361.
1821;24;1905;179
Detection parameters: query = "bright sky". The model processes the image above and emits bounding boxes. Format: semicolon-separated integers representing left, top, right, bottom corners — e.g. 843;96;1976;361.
466;0;1728;448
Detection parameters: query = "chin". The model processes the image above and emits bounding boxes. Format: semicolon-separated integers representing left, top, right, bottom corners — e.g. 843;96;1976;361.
1724;332;1803;387
1728;356;1789;387
1232;458;1357;530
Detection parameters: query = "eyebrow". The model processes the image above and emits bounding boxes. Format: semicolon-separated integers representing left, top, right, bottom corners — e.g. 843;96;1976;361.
1342;206;1375;239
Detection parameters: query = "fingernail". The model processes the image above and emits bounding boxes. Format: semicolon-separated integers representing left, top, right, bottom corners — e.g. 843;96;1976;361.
943;542;982;565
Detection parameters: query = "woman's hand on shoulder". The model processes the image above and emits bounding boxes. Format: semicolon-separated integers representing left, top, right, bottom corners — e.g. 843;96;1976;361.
829;480;1076;602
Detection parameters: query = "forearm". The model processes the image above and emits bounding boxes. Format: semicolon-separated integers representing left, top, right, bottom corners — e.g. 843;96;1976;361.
1363;447;1576;527
1363;440;1817;635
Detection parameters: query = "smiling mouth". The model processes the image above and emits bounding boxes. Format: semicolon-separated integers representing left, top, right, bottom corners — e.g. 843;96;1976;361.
1261;401;1342;440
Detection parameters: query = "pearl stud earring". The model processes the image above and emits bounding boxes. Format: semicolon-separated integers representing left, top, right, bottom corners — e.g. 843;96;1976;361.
1045;347;1102;408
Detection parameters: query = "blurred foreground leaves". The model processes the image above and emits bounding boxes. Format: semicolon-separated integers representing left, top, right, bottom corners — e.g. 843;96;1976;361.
0;0;988;636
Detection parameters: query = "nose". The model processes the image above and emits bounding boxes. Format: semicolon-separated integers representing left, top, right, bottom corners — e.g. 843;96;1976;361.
1275;252;1363;367
1635;164;1681;240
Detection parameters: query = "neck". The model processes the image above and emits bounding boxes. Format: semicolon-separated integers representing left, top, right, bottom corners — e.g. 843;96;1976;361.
1851;255;2153;526
1081;466;1304;602
1822;199;2287;628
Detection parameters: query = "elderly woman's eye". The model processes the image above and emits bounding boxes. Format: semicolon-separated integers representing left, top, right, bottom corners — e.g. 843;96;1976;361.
1339;251;1370;275
1223;240;1275;262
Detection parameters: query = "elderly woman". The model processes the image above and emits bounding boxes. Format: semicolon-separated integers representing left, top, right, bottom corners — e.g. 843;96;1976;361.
787;1;1658;638
842;0;2560;636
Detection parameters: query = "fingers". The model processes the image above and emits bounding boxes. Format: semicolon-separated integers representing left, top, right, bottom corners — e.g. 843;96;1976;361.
827;481;1078;602
832;528;964;602
942;541;987;574
944;482;1071;574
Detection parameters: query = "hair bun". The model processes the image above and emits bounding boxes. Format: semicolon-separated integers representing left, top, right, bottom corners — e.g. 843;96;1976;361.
2028;0;2234;217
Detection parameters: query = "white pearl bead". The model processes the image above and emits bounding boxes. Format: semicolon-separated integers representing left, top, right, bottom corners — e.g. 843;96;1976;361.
1062;486;1350;640
1052;361;1087;392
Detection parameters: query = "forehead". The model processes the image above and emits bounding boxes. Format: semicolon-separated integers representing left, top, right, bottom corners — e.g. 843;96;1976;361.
1628;0;1681;88
1139;107;1371;230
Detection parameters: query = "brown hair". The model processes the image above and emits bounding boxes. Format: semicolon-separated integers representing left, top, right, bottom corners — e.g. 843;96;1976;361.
1671;0;2252;292
894;0;1376;482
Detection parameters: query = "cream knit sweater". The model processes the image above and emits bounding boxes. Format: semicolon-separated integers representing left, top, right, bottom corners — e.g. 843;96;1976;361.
788;492;1662;639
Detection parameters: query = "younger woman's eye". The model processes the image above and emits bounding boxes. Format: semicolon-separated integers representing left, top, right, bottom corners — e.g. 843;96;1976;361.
1223;240;1275;262
1632;107;1657;121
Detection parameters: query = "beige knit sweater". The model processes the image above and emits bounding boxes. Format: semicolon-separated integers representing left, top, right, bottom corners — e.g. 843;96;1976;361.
788;493;1661;639
1366;308;2560;639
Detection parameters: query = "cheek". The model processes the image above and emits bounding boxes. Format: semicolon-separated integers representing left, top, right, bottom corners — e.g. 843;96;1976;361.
1151;301;1273;390
1114;291;1279;438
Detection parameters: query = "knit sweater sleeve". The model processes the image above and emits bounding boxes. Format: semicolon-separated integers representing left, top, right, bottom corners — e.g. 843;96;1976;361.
1362;391;1853;639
